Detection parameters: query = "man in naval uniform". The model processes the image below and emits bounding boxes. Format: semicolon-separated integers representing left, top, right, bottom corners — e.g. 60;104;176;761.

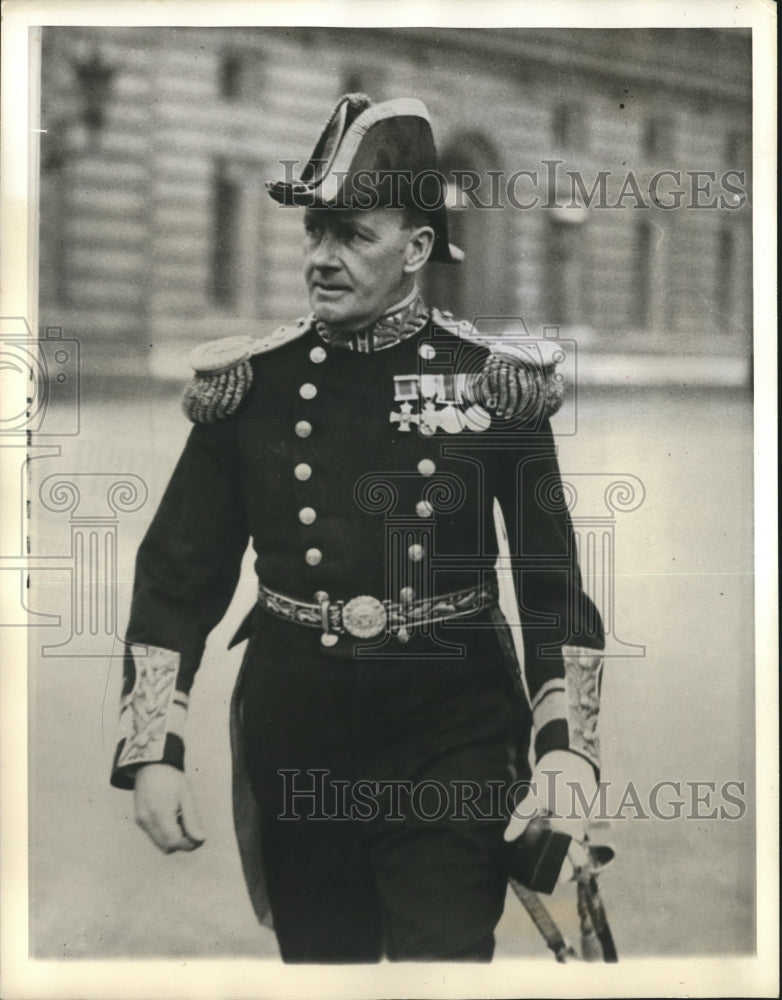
111;94;605;962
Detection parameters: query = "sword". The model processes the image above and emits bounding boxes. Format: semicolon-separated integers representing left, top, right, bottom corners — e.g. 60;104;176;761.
506;818;618;962
574;862;618;962
509;878;578;963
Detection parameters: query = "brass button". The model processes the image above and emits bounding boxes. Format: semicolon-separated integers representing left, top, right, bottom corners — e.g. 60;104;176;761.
295;420;312;438
314;591;329;603
320;633;338;647
309;346;327;364
408;544;424;562
417;459;436;477
305;548;322;566
299;383;318;400
294;463;312;481
299;507;316;525
399;587;415;603
418;343;436;360
415;500;434;518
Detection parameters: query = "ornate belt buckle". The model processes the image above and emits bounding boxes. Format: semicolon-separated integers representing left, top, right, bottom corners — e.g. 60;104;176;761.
342;595;387;638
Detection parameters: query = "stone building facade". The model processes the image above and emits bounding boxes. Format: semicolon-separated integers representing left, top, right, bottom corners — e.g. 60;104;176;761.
38;26;752;383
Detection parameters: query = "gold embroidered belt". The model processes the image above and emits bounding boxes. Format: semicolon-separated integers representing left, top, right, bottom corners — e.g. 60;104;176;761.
257;580;499;645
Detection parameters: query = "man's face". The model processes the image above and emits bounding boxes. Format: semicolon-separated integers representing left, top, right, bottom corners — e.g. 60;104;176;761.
303;208;417;331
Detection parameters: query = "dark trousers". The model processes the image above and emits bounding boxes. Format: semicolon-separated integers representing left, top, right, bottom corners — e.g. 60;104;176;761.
238;612;526;963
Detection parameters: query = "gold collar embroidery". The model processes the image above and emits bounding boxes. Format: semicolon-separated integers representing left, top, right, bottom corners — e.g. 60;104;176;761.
315;289;429;353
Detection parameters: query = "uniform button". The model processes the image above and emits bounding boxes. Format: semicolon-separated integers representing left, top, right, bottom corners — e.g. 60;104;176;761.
321;633;339;647
299;382;318;400
305;548;323;566
299;507;317;525
415;500;434;518
294;463;312;481
309;346;327;364
408;544;424;562
417;459;436;477
418;343;436;360
314;590;329;603
399;587;415;603
295;420;312;438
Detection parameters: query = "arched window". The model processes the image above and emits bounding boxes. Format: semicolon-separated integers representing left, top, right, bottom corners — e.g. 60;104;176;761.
642;115;676;160
629;214;666;332
544;204;589;329
210;159;240;307
217;49;266;103
422;132;512;326
552;100;590;153
632;216;654;329
208;157;268;317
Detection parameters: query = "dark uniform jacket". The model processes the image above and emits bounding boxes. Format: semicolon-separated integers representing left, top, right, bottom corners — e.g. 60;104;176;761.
110;304;604;922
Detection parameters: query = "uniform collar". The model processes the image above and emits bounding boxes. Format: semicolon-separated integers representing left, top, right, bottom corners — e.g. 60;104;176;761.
314;287;429;353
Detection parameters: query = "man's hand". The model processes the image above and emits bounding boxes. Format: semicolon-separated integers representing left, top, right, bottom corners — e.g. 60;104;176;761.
504;750;597;885
133;763;206;854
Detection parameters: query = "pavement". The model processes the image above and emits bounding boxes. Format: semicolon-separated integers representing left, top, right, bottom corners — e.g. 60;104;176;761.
23;381;756;960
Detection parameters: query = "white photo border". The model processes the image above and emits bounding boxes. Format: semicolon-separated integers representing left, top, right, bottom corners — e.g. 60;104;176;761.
1;1;777;998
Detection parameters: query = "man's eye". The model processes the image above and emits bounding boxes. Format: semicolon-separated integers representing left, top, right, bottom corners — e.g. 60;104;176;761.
304;223;322;238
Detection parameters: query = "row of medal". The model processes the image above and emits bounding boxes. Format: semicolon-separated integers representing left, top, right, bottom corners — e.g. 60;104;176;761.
389;372;491;435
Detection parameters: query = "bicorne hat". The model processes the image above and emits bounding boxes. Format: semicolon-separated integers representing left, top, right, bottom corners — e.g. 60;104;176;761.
266;93;463;264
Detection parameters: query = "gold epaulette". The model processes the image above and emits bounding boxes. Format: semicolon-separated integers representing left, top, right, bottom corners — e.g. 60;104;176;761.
432;308;566;421
182;316;313;423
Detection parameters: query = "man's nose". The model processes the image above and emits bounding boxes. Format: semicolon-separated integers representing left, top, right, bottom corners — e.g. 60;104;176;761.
307;230;341;270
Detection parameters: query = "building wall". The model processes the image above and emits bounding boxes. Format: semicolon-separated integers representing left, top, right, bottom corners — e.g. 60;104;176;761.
38;26;752;381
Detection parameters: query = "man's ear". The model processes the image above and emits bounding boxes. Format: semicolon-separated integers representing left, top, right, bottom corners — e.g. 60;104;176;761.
403;226;435;274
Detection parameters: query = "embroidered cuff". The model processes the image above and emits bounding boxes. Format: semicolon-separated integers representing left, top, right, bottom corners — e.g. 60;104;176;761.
563;644;603;773
110;645;189;789
531;647;602;773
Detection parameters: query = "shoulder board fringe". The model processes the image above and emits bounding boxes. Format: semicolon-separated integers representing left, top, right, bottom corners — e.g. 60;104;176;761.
182;317;313;424
430;307;481;344
432;309;567;422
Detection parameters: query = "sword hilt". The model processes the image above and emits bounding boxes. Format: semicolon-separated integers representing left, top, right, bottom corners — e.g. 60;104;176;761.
508;824;619;962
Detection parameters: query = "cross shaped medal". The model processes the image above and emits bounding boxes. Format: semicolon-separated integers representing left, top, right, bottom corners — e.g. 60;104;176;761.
389;401;420;432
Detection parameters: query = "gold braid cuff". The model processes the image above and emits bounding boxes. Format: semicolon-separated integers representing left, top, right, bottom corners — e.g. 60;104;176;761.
562;645;603;771
116;646;187;770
